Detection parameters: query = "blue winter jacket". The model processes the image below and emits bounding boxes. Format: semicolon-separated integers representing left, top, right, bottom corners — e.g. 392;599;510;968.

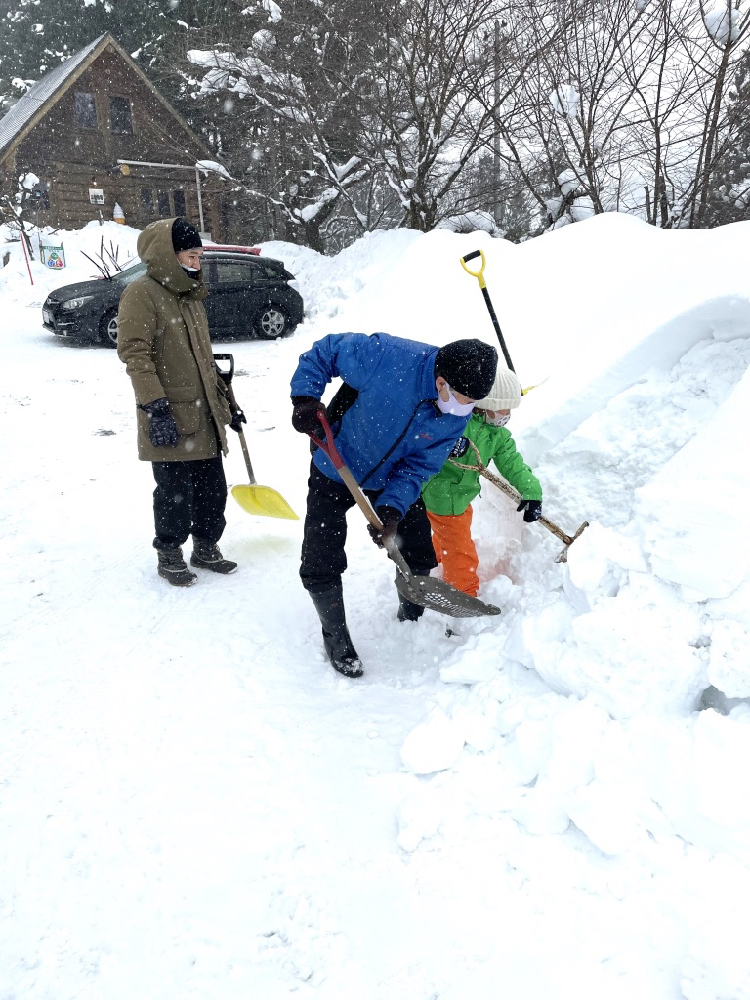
290;332;471;516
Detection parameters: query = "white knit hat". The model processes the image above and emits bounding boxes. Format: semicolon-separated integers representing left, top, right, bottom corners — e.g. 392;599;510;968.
475;366;521;410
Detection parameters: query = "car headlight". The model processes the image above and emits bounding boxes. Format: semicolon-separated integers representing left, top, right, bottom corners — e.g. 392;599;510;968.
60;295;95;310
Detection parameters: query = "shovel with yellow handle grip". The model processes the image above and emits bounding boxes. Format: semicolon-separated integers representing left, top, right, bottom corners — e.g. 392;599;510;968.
460;248;517;374
461;249;550;397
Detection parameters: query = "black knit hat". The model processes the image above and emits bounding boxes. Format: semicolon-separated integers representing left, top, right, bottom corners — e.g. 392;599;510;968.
172;217;203;253
434;339;498;399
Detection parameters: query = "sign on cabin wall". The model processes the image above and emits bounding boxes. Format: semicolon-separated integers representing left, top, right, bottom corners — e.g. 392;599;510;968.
88;188;105;205
41;246;65;269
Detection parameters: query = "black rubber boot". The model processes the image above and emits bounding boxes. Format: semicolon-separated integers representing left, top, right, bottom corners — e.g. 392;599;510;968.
190;538;237;574
397;595;424;622
157;548;197;587
309;586;363;678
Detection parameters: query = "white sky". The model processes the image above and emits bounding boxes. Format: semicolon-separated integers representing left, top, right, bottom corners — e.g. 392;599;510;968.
1;214;749;999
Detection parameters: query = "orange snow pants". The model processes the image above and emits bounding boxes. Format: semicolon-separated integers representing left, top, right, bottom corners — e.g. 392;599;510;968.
426;506;479;597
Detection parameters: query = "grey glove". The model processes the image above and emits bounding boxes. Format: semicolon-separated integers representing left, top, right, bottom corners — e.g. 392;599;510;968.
141;397;179;448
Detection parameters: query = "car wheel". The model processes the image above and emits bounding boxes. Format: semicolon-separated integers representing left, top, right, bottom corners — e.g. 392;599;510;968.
100;308;119;348
255;305;291;340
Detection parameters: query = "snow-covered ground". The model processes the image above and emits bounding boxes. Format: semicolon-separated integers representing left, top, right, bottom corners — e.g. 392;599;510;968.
1;215;749;999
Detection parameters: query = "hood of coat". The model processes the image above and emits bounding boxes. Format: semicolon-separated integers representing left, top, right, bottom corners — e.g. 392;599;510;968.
136;218;206;299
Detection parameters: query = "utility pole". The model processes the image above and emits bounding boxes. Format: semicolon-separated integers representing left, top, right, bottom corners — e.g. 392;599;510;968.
266;107;283;238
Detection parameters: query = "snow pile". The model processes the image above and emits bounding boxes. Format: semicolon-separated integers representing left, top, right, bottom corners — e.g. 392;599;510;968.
262;217;750;984
0;219;140;301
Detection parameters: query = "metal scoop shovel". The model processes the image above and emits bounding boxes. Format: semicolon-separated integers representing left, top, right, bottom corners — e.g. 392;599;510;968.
310;414;501;619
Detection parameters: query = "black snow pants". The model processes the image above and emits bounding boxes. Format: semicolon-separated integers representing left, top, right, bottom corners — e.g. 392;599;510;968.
151;457;227;551
300;463;437;593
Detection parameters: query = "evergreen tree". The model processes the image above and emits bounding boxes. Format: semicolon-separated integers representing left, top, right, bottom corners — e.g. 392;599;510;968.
0;0;195;113
179;0;387;250
704;50;750;228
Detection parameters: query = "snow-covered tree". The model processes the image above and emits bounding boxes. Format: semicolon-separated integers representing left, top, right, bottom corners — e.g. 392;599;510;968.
0;0;200;114
183;0;502;247
471;0;750;232
703;44;750;225
182;0;387;251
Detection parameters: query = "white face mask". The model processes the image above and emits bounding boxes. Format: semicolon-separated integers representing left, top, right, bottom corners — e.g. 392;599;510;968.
437;385;475;417
180;264;201;277
487;412;511;427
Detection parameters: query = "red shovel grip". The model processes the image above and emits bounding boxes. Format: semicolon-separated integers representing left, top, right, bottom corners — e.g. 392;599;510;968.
308;411;345;470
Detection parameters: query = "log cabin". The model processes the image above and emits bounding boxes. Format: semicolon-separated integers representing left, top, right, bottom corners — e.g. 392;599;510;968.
0;33;227;238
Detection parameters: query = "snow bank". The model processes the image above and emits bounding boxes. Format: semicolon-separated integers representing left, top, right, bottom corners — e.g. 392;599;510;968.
0;220;140;303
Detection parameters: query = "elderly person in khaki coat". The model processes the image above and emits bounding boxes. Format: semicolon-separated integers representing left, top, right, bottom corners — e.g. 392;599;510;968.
118;217;242;586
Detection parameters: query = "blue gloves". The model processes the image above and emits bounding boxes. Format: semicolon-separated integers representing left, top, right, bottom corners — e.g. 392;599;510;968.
517;499;543;523
141;397;179;448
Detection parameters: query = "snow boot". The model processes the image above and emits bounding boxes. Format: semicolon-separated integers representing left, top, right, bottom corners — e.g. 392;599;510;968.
157;547;197;587
190;538;237;574
309;585;363;678
397;595;424;622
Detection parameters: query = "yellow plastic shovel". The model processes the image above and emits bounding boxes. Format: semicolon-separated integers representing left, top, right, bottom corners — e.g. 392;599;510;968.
230;421;299;520
215;354;299;521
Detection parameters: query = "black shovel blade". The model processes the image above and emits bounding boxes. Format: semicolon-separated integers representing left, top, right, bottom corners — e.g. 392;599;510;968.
395;573;501;618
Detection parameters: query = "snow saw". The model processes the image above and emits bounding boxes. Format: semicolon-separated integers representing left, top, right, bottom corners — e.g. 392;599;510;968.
214;354;299;521
449;439;588;563
310;413;501;619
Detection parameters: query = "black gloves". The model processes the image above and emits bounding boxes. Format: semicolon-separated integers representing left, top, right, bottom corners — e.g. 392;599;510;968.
517;499;543;523
229;406;246;433
291;395;325;436
367;506;401;548
141;397;179;448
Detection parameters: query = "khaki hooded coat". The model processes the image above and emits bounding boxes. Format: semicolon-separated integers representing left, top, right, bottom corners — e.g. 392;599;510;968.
117;218;231;463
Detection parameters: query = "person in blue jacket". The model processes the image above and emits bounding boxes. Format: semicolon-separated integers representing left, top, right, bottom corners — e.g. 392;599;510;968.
290;332;498;678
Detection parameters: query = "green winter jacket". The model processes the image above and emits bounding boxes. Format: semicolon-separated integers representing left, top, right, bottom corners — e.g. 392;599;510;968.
117;218;231;463
422;413;542;516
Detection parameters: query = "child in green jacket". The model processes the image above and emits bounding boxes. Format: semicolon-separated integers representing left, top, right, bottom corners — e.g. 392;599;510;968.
422;367;542;597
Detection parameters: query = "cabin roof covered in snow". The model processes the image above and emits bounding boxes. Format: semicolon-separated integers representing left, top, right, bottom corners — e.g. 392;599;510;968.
0;34;109;158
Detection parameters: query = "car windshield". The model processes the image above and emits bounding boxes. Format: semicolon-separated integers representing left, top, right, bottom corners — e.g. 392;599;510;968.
113;260;147;285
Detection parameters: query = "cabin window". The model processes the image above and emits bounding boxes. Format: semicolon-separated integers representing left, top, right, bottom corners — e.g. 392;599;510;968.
141;188;154;216
74;92;98;130
157;191;171;217
109;97;133;135
173;189;186;216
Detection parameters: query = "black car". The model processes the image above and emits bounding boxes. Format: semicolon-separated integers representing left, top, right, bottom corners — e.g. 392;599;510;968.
42;248;305;347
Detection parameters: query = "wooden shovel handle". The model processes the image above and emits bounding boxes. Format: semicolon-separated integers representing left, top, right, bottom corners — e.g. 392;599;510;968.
449;439;588;551
309;413;383;530
308;414;417;579
222;378;257;486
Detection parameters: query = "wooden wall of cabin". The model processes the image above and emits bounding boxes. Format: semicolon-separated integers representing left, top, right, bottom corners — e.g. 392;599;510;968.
2;44;224;239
